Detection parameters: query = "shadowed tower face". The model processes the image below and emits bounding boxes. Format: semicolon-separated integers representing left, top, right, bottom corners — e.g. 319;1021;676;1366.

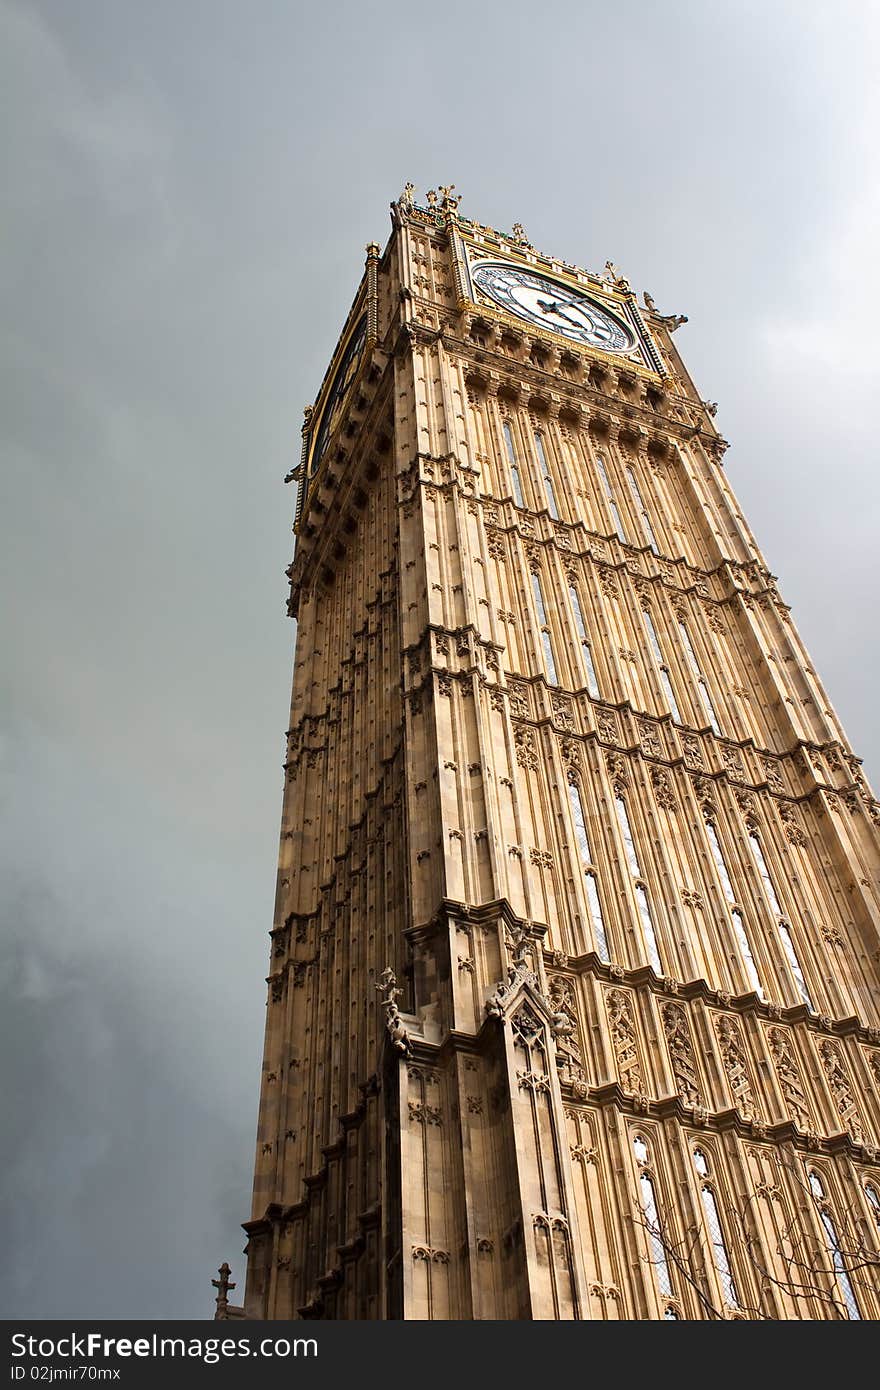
233;187;880;1322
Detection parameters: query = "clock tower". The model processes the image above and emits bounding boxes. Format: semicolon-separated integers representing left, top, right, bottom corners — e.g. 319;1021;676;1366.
229;186;880;1321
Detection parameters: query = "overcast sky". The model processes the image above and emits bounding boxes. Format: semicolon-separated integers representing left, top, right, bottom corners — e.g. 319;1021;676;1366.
2;0;878;1320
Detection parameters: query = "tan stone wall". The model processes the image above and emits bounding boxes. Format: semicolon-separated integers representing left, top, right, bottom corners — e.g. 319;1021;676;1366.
241;194;880;1320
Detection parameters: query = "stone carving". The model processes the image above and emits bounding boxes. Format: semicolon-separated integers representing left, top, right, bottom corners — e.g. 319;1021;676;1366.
375;966;413;1057
507;681;529;718
662;1003;702;1107
714;1015;756;1118
552;694;574;729
412;1245;450;1263
778;801;807;847
761;757;785;793
703;602;726;635
722;747;745;780
510;998;544;1044
515;726;539;770
734;788;755;816
651;766;677;811
598;566;619;599
485;929;541;1020
818;1039;864;1143
682;735;704;770
409;1101;442;1125
518;1070;552;1093
561;739;582;776
681;888;704;910
605;989;644;1095
768;1027;810;1129
606;751;628;792
597;710;618;742
548;975;588;1098
638;718;662;757
486;528;506;561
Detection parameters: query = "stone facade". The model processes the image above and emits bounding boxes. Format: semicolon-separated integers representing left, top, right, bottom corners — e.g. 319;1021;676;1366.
228;187;880;1321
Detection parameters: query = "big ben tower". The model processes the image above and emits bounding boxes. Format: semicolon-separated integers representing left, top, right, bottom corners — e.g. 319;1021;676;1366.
232;186;880;1321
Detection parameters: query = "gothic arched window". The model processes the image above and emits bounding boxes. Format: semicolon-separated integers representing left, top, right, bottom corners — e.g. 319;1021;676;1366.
633;1135;674;1301
692;1148;739;1309
615;795;662;973
567;781;609;961
704;818;764;998
567;582;600;697
808;1169;861;1319
531;571;558;685
502;419;525;508
534;431;559;519
747;830;812;1008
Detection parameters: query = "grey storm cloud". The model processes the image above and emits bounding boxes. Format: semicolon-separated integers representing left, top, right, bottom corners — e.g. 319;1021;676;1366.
2;0;878;1317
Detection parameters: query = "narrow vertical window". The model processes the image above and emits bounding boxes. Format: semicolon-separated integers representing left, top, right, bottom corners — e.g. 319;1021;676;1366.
531;573;548;625
532;572;558;685
534;432;559;519
864;1183;880;1228
633;1138;674;1299
692;1151;739;1309
596;454;627;542
643;610;681;722
748;833;782;914
616;796;662;972
705;822;735;904
568;584;600;697
585;874;609;962
503;421;525;508
778;921;812;1008
626;464;659;553
615;796;642;877
569;781;609;959
699;1184;739;1309
635;885;662;974
809;1172;861;1319
568;781;591;863
678;621;721;734
706;821;764;997
748;832;812;1007
731;910;763;997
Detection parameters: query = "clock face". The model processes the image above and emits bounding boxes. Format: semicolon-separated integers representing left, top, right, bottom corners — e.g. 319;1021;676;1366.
471;262;636;353
310;315;368;476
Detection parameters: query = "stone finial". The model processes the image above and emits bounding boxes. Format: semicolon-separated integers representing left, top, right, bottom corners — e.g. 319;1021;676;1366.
603;260;632;292
376;966;413;1056
212;1262;236;1318
400;181;415;210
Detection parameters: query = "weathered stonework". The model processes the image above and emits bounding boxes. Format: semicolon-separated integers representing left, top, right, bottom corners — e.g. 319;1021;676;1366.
225;187;880;1322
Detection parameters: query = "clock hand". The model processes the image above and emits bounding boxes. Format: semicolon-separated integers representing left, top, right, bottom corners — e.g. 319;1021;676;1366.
537;297;585;331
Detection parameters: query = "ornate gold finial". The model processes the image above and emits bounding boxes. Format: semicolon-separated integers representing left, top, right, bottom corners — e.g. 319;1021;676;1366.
212;1262;236;1319
426;188;438;208
438;184;459;211
603;260;632;292
511;222;531;247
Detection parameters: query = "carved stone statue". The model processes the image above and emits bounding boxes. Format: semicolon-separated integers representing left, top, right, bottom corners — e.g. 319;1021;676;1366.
375;966;413;1057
